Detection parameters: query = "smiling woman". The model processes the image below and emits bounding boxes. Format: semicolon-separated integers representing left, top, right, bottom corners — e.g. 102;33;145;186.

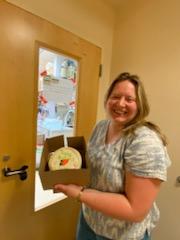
53;72;171;240
105;80;138;132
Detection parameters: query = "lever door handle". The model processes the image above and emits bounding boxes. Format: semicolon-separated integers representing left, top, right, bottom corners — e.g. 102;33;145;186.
3;165;28;181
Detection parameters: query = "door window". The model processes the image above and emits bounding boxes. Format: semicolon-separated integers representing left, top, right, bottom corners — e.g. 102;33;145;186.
35;47;79;211
36;47;78;169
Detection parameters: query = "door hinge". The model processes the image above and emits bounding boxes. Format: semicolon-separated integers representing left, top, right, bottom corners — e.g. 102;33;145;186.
99;64;102;77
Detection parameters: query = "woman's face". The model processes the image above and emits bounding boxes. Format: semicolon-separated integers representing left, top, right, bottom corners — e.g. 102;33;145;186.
105;80;138;127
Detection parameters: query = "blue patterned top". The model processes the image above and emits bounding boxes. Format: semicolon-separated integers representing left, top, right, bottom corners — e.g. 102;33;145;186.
82;120;171;240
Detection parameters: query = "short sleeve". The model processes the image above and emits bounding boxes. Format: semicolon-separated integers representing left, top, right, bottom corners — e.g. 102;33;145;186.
124;127;171;181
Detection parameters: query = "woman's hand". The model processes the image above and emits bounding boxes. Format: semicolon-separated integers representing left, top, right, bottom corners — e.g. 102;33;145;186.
53;184;82;199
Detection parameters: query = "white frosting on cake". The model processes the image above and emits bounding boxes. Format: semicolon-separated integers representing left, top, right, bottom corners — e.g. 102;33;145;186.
48;147;82;170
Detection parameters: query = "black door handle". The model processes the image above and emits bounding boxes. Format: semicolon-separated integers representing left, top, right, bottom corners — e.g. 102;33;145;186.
3;165;28;181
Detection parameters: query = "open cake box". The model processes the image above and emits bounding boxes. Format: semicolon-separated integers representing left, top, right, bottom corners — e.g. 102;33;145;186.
39;135;90;190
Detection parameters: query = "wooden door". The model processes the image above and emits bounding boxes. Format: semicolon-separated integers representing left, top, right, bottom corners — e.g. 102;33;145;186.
0;2;101;239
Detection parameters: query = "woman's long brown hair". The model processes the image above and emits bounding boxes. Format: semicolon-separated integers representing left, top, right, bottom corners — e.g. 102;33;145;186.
105;72;167;145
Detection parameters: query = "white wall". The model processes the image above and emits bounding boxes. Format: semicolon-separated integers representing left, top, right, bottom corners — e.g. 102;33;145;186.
111;0;180;239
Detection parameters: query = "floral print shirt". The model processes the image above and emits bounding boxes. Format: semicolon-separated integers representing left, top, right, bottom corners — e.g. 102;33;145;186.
82;120;171;240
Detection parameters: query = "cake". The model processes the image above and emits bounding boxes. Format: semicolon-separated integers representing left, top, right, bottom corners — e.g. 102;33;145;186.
48;147;82;170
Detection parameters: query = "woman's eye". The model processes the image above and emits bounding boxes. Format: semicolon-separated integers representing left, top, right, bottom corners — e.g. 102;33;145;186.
110;96;119;100
126;97;136;102
109;95;136;102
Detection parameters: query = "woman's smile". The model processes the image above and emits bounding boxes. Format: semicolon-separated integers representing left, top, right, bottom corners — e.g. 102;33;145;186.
106;80;138;126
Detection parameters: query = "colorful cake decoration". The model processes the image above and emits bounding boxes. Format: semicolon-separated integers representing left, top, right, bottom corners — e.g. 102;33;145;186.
48;147;82;170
